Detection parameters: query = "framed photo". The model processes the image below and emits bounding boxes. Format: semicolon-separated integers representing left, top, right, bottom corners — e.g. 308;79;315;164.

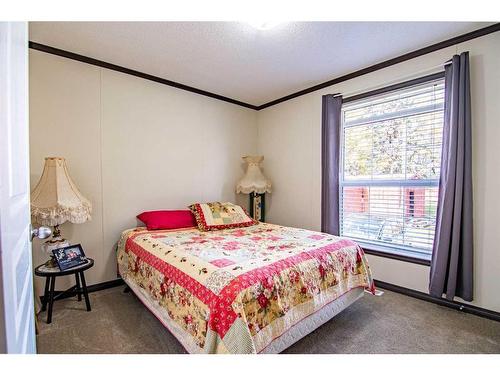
52;244;88;271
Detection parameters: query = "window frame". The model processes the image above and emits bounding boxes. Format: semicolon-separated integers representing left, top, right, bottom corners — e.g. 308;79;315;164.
339;72;445;266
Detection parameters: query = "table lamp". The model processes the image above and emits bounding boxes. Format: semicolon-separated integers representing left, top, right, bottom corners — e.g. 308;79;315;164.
236;155;272;222
31;157;92;266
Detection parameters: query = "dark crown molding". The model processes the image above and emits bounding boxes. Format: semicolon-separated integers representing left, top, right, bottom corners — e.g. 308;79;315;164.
257;22;500;110
29;23;500;111
29;41;259;110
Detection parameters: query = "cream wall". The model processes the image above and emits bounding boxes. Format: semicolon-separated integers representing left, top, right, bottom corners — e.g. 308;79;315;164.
29;50;257;293
257;32;500;312
29;32;500;312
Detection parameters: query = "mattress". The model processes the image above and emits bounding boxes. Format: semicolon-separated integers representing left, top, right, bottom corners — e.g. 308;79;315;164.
117;222;374;353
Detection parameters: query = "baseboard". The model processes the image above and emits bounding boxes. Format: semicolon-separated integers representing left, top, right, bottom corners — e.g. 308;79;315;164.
374;279;500;322
87;278;125;293
42;277;500;323
39;278;125;303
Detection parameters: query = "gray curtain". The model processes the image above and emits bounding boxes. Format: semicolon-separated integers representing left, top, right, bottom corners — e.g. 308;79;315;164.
321;94;342;235
429;52;473;301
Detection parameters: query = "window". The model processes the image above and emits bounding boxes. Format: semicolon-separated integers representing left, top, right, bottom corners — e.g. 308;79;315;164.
340;75;445;260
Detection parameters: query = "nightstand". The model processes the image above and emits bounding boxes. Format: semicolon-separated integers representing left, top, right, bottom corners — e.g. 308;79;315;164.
34;258;94;324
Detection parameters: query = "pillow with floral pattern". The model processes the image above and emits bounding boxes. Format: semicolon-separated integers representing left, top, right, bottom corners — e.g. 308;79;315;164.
188;202;257;231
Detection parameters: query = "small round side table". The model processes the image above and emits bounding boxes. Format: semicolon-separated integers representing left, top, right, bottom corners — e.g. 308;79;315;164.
34;258;94;324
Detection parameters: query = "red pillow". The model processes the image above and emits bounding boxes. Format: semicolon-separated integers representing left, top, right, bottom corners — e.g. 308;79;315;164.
136;210;196;230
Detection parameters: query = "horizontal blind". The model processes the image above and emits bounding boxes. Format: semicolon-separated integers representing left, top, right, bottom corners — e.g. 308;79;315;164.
340;78;445;256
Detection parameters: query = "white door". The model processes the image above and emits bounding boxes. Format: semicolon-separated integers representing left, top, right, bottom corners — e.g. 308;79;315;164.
0;22;36;354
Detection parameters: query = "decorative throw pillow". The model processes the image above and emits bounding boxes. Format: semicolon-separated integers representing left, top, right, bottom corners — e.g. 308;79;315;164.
188;202;257;231
137;210;197;230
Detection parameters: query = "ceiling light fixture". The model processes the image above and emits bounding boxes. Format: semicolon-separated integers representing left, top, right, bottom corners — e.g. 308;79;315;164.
247;21;282;31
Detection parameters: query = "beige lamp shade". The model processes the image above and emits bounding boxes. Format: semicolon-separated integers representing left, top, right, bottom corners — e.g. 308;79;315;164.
236;155;272;194
31;157;92;226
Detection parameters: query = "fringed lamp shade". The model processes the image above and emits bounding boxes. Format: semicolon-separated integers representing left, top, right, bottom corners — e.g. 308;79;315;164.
236;156;271;222
236;156;272;194
31;157;92;226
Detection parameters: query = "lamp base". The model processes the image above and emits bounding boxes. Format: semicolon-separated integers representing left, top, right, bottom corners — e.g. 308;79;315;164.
44;255;58;268
249;192;265;222
41;231;70;269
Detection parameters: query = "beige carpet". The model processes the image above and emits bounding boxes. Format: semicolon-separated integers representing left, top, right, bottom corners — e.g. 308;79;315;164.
36;286;500;354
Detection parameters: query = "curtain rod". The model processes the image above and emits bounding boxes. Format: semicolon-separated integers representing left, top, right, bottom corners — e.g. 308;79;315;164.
332;58;453;100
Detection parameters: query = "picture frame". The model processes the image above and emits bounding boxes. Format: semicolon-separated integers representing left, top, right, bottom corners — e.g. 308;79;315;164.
52;244;88;271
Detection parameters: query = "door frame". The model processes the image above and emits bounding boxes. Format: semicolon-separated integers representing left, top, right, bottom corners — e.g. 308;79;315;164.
0;21;37;354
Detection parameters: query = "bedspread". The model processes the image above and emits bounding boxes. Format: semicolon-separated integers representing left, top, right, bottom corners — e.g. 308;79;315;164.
117;222;374;353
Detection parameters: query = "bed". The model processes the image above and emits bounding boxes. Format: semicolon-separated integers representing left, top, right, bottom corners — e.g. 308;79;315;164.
117;222;374;353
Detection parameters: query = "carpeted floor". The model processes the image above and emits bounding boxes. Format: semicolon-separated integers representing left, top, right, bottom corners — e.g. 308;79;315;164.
36;286;500;354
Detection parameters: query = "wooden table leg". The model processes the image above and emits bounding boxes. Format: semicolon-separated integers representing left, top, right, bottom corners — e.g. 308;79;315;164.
75;272;82;301
41;276;50;312
47;276;56;324
79;271;91;311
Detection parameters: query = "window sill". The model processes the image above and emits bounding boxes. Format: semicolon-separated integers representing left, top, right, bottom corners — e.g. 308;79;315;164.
358;243;431;266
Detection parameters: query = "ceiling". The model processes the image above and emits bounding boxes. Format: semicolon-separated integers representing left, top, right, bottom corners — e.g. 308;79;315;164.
29;22;492;106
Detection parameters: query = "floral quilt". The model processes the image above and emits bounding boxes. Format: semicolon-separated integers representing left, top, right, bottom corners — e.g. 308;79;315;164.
117;222;374;353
